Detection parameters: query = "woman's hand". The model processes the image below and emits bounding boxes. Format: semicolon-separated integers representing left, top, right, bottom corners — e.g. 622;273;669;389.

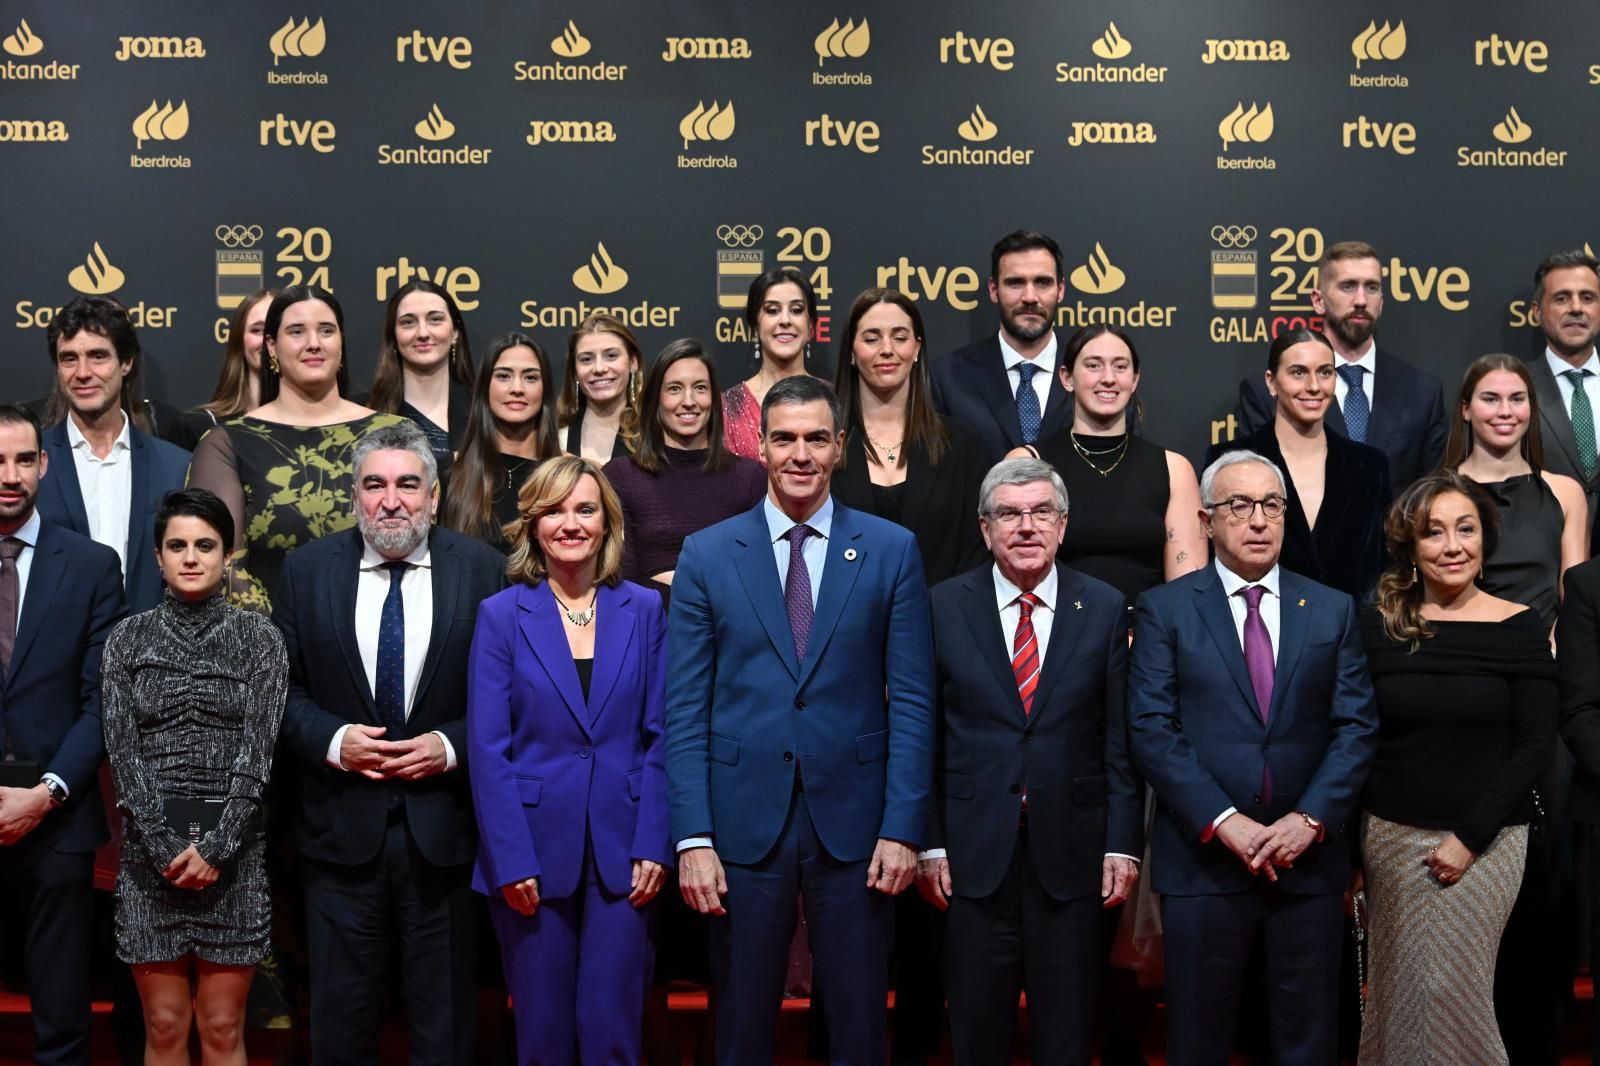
1422;833;1475;886
163;845;220;890
501;877;541;917
630;860;666;907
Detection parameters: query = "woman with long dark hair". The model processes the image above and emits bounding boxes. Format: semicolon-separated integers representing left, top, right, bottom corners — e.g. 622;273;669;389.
183;288;276;443
368;279;476;483
722;266;823;460
441;332;562;552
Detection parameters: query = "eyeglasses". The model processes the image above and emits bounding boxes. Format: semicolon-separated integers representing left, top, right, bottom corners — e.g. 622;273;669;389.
1208;495;1288;521
986;505;1062;528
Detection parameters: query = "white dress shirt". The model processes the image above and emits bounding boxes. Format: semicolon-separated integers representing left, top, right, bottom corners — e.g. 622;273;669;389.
676;496;836;853
65;412;132;580
998;329;1057;414
3;510;69;798
1208;559;1282;834
325;537;457;771
1545;346;1600;427
1332;340;1377;414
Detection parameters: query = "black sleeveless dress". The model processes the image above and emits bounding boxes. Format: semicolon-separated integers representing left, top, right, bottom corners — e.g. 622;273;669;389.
1029;430;1170;606
1476;469;1565;632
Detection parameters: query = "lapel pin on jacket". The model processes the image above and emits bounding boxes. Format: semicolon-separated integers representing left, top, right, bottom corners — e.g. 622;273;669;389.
1298;598;1306;607
1074;600;1083;610
844;548;858;561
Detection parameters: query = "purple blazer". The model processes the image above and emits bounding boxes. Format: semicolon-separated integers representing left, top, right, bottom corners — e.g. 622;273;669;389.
467;579;672;899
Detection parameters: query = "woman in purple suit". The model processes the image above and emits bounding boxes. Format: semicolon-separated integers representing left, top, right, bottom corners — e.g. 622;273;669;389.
467;455;672;1066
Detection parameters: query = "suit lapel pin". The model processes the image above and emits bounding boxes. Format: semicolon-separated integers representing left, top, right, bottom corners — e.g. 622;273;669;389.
844;548;858;561
1298;598;1306;607
1074;600;1083;610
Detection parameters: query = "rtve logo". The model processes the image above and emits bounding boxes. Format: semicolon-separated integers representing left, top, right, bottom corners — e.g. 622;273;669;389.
1200;38;1290;64
269;17;325;65
1069;244;1126;296
1352;21;1406;67
259;113;335;152
572;243;628;295
1475;35;1547;72
414;104;454;142
551;20;590;58
1092;22;1131;60
114;35;205;61
815;19;869;64
3;19;41;57
132;99;188;148
375;259;481;309
804;113;879;153
957;104;997;142
661;36;751;62
679;101;734;150
1342;116;1416;155
1218;102;1274;150
939;32;1014;70
68;243;125;295
395;29;471;68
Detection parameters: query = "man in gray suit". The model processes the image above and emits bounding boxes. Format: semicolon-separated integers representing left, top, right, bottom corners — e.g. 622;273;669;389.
1525;249;1600;553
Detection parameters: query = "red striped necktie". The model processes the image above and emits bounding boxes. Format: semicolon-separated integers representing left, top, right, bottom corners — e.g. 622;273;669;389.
1012;592;1041;715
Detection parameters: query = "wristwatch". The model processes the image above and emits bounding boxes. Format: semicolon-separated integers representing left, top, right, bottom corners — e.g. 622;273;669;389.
40;778;67;807
1297;811;1325;841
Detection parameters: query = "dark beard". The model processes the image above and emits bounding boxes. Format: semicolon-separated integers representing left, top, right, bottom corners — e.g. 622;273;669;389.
1001;303;1056;344
1326;310;1375;349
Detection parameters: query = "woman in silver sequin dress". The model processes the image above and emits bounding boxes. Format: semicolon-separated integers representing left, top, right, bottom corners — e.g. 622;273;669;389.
101;488;287;1066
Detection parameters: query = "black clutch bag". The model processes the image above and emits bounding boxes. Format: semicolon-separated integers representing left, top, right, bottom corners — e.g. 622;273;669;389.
163;798;225;844
0;760;41;788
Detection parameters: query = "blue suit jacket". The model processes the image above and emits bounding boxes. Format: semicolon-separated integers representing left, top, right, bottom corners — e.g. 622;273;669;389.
36;419;191;612
1127;565;1377;896
664;501;936;865
467;579;672;899
0;522;126;853
930;335;1074;465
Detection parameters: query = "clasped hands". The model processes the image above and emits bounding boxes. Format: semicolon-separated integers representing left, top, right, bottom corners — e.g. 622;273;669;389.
501;859;666;916
164;844;220;890
340;724;448;780
678;838;917;916
1216;812;1320;880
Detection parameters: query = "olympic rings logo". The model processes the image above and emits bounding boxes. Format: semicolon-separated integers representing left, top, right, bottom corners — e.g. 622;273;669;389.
1210;225;1258;249
215;225;264;248
716;224;763;248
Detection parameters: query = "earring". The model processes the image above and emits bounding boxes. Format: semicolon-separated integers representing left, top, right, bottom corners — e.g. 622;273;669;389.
804;341;812;364
1411;564;1418;583
449;343;458;370
752;339;761;363
269;353;280;374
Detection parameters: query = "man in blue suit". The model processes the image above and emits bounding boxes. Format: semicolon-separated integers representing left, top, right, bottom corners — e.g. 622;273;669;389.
665;374;936;1065
0;403;127;1065
35;296;191;612
1128;449;1377;1066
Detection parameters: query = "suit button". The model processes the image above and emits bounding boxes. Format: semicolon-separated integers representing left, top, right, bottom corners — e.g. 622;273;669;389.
578;746;591;759
795;698;806;709
1009;784;1020;795
1253;794;1263;805
784;751;794;762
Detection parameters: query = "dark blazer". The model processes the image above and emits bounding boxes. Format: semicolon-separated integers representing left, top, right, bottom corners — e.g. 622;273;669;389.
1234;348;1446;495
1558;557;1600;824
927;563;1141;901
930;336;1073;464
1127;565;1378;897
664;501;936;864
467;579;672;899
274;525;507;868
36;419;191;612
1206;423;1392;604
831;417;988;587
1529;353;1600;555
0;522;126;854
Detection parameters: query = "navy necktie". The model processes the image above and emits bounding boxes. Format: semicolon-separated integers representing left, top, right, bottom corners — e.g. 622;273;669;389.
1015;362;1042;444
1337;363;1370;443
375;561;410;738
785;525;815;665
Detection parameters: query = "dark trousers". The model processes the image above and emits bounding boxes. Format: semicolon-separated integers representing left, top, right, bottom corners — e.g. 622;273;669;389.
1162;887;1343;1066
944;827;1105;1066
710;788;892;1066
303;817;478;1066
0;844;94;1066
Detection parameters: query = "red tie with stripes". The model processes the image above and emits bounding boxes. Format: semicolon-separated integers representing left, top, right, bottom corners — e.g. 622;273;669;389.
1013;592;1041;715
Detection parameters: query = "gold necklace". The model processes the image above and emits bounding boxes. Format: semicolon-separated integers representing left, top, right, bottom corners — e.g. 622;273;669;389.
867;433;905;463
1071;432;1130;478
552;589;598;627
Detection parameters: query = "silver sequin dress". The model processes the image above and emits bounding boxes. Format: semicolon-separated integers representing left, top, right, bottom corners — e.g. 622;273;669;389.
101;593;288;966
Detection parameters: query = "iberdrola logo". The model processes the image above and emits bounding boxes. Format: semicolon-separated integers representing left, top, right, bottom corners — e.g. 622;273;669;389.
814;18;869;65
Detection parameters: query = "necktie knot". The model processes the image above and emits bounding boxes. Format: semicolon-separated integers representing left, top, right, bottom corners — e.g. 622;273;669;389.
1240;584;1266;611
1564;368;1594;385
1016;363;1037;386
382;560;411;581
1336;364;1365;388
0;538;21;562
1017;591;1039;619
786;524;814;549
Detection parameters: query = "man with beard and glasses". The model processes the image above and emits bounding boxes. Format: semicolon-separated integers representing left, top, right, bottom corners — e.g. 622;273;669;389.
1526;249;1600;555
1234;241;1447;497
932;230;1075;464
272;420;505;1066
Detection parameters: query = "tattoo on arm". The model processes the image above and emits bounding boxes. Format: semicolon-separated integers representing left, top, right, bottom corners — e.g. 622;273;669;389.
1176;551;1188;564
1166;526;1176;542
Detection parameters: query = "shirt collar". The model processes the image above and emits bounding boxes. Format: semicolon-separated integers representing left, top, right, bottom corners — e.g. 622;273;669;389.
360;532;433;571
764;493;834;544
1337;340;1377;374
993;563;1059;614
5;510;42;550
1546;346;1600;379
65;411;131;453
997;329;1058;377
1214;558;1280;601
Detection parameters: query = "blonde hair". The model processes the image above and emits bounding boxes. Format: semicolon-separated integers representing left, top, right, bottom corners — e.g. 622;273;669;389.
504;455;625;588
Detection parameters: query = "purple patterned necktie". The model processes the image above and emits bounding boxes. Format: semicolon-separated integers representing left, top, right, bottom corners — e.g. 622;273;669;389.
785;525;815;664
1239;585;1274;724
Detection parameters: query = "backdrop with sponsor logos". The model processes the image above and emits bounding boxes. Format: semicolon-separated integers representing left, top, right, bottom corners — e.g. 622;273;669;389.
2;1;1595;461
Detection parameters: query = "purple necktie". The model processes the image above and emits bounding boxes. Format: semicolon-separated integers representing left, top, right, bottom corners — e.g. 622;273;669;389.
785;525;815;664
1239;585;1274;723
